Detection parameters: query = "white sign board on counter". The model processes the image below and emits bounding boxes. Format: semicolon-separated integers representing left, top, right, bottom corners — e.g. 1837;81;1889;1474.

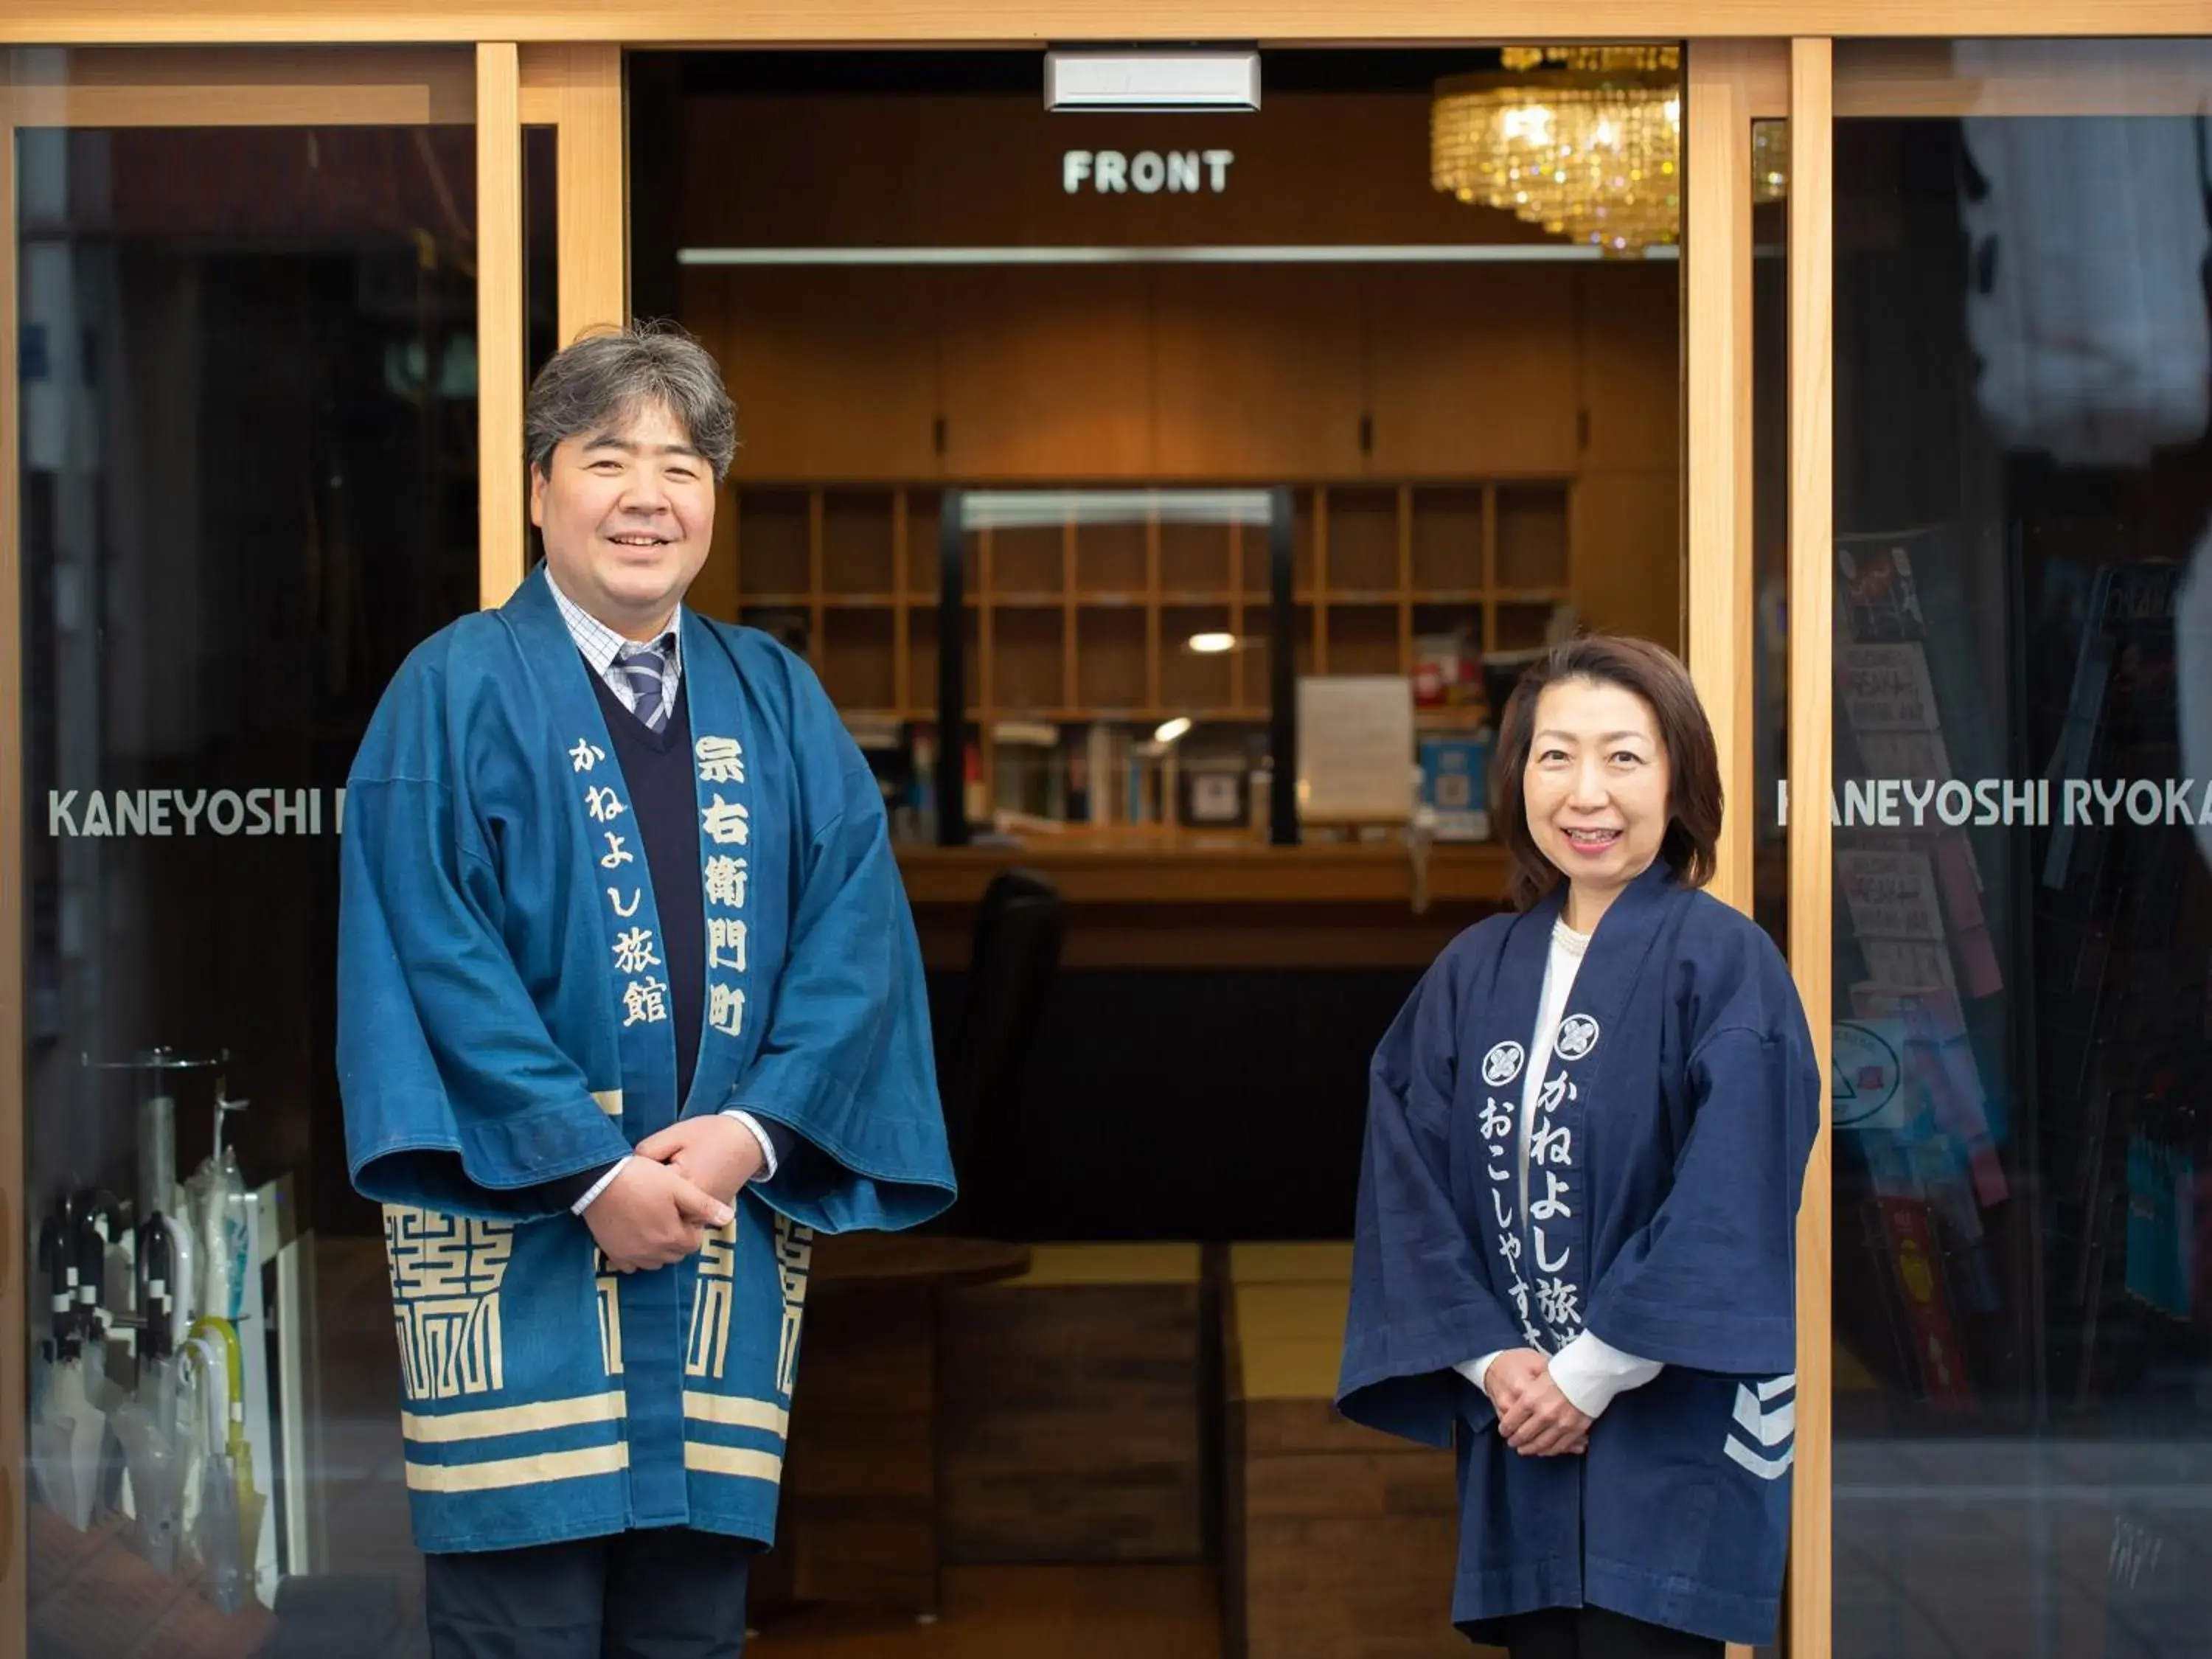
1296;675;1415;827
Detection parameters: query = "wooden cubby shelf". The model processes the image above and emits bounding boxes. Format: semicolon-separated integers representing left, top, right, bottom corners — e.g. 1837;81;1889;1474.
712;479;1573;728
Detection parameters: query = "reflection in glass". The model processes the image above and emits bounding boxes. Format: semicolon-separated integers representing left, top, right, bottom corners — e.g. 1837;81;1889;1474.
1752;118;1790;957
526;124;559;378
18;115;479;1644
1831;41;2212;1657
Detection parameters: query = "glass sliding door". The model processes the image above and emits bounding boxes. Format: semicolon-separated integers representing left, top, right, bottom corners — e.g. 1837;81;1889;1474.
1820;39;2212;1659
3;46;497;1652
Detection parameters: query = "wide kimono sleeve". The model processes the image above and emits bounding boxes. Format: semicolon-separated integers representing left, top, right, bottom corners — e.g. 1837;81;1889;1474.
1336;933;1528;1448
726;686;956;1236
337;657;636;1221
1583;991;1821;1374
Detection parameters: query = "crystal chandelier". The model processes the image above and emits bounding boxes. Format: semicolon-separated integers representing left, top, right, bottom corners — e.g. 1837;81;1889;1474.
1431;46;1683;254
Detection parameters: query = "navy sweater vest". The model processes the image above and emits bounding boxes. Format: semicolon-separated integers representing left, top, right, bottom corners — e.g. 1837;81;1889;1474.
544;657;793;1208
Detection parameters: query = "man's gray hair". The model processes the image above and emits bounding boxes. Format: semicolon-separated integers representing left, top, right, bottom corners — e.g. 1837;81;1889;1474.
525;319;740;483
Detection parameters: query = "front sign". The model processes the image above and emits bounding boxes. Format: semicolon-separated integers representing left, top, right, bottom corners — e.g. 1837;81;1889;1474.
1062;148;1235;195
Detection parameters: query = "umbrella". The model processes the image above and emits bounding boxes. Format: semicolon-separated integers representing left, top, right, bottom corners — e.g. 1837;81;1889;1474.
31;1194;117;1529
114;1212;191;1572
180;1329;247;1614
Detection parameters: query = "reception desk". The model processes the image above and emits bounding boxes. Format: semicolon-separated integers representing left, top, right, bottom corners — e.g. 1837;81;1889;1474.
900;836;1510;971
898;837;1510;908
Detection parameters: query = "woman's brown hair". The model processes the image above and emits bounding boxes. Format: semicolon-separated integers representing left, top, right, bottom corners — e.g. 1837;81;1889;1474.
1493;633;1722;911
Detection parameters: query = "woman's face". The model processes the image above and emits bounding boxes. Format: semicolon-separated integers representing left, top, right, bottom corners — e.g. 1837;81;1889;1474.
1521;675;1672;907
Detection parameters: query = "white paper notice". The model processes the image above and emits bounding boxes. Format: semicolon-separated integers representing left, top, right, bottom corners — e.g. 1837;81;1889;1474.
1297;675;1414;825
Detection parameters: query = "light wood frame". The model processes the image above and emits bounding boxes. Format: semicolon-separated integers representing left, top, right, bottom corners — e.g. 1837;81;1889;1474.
4;21;2205;1659
0;1;2205;44
523;44;625;352
1684;41;1773;914
1688;49;1793;1659
1787;38;1834;1659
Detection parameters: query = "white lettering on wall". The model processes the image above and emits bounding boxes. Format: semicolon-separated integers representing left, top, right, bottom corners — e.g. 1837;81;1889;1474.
1062;148;1235;195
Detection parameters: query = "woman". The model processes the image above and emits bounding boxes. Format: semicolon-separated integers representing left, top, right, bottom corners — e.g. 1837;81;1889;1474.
1337;635;1818;1659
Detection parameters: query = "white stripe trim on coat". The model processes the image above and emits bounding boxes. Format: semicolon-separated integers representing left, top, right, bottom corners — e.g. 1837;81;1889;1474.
406;1442;628;1493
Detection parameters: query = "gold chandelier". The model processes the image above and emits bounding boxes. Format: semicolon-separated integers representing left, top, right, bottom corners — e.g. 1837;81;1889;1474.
1431;46;1682;254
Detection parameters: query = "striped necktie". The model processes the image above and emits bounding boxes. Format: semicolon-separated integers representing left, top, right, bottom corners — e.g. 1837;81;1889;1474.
615;636;672;732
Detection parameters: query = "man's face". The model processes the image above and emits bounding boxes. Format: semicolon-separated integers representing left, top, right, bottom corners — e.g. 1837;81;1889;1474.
530;397;716;639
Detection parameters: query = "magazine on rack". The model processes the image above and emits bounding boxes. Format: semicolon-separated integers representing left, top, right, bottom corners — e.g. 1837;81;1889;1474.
1832;528;2017;1405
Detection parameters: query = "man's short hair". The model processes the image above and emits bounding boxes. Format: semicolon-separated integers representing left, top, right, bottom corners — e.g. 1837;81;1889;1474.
524;319;740;483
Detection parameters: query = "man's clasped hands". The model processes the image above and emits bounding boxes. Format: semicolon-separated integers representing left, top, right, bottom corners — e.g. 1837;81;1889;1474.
583;1116;766;1273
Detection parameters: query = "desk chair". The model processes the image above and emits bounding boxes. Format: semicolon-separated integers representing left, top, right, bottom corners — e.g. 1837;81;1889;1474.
940;867;1063;1238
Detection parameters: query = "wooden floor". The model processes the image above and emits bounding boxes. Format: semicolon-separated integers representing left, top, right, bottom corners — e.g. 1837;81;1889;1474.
749;1565;1223;1659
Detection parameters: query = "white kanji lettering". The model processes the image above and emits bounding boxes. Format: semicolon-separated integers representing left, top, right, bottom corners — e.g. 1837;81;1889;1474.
1530;1170;1572;1223
1534;1226;1571;1275
1538;1073;1579;1115
709;983;745;1038
695;736;745;785
1537;1278;1581;1329
1487;1161;1512;1185
708;917;748;973
622;977;669;1027
585;785;626;824
1498;1232;1523;1265
613;927;660;975
705;856;750;909
1478;1099;1514;1141
701;795;751;846
1523;1320;1548;1349
1529;1119;1574;1168
1490;1187;1514;1228
1495;1240;1530;1314
569;739;607;773
608;888;641;919
600;833;634;870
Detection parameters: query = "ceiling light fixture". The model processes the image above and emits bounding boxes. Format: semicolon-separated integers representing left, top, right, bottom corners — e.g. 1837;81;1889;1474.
1432;46;1681;255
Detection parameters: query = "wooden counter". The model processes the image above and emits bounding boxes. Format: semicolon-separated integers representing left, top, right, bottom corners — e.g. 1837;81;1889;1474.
896;837;1512;908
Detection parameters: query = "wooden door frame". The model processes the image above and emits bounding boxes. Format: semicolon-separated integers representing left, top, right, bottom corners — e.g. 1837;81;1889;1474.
2;21;2199;1659
0;1;2204;44
1786;40;1834;1659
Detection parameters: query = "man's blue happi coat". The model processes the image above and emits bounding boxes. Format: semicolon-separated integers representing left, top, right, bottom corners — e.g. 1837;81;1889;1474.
337;567;953;1554
1338;864;1818;1646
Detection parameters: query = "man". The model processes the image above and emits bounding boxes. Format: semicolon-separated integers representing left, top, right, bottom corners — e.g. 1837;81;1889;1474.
337;320;954;1658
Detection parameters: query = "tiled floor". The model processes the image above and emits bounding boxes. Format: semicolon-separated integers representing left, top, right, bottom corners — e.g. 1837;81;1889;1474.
748;1565;1222;1658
